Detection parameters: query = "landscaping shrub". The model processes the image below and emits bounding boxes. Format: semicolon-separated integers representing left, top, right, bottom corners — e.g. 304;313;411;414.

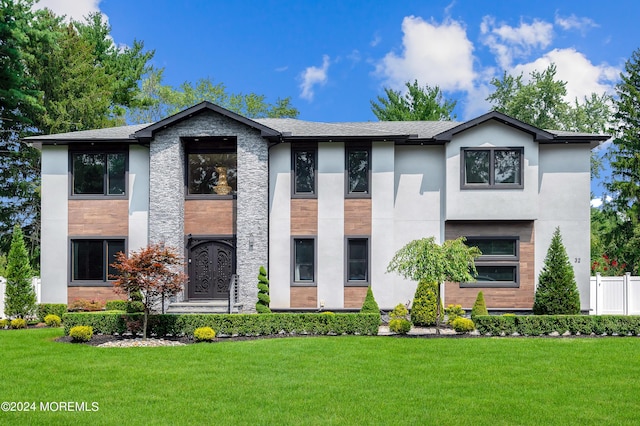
360;285;380;315
471;291;488;320
62;312;380;337
194;326;216;342
452;317;475;333
105;300;128;311
44;314;61;327
474;315;640;336
4;224;36;319
37;304;67;322
256;266;271;313
69;299;104;312
533;227;580;315
10;318;27;329
411;280;438;326
321;311;335;315
445;304;465;325
126;301;145;313
69;325;93;342
389;318;412;334
0;319;9;329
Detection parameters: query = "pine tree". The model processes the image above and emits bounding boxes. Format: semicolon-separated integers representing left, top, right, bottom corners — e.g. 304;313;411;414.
256;266;271;313
533;227;581;315
4;224;36;318
360;285;380;314
410;280;439;326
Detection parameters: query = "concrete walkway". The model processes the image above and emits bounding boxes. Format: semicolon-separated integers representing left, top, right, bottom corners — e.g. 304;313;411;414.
378;326;461;336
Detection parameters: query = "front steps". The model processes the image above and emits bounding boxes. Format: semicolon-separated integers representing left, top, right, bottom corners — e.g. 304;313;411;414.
166;300;230;314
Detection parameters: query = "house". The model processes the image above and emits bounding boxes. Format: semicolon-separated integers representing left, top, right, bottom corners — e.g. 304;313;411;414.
27;101;608;313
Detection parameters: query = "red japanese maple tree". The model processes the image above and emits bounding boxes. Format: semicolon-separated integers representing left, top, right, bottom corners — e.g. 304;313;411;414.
110;243;187;338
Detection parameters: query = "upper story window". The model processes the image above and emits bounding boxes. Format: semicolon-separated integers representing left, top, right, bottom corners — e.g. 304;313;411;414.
71;151;127;196
186;138;237;197
462;147;523;189
346;145;370;197
292;147;316;197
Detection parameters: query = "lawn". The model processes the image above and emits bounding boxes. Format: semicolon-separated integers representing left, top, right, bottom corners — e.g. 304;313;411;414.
1;329;639;425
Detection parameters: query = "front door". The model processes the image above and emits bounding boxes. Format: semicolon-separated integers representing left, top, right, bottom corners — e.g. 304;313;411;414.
188;239;235;300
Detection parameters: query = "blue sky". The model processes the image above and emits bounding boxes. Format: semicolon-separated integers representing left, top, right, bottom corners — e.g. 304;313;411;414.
34;0;640;197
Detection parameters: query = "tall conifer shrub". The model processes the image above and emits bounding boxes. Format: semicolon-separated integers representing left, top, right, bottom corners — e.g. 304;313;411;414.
4;224;36;318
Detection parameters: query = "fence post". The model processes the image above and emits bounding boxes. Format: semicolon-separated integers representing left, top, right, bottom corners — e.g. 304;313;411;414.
595;273;603;315
624;272;631;316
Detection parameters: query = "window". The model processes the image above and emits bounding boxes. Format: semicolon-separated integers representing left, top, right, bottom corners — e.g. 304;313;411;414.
293;238;315;284
292;148;316;196
463;237;519;288
462;148;523;188
71;239;125;282
71;152;126;196
346;146;370;196
186;139;237;196
346;238;369;284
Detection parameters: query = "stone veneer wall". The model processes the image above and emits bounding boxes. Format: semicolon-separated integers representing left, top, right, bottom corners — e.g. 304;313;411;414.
149;110;268;311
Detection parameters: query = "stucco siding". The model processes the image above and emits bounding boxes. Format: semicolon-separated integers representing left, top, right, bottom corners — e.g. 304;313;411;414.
40;145;69;303
128;144;149;252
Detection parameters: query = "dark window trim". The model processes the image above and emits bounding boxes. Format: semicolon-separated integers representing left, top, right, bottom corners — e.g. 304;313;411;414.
344;236;370;286
291;144;317;199
345;143;371;199
463;236;520;288
291;236;317;286
68;146;129;199
461;263;519;288
460;147;524;190
184;137;238;199
68;237;127;287
465;236;520;261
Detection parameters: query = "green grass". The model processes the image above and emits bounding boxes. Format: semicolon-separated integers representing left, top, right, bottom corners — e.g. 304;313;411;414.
1;329;639;425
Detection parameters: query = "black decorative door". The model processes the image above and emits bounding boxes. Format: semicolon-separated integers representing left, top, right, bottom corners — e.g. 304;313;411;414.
188;239;235;300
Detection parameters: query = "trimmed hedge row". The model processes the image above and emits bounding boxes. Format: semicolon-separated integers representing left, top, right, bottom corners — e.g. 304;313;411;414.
37;304;67;323
474;315;640;336
62;313;380;337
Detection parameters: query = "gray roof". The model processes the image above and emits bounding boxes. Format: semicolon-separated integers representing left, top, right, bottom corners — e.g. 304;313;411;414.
25;123;150;141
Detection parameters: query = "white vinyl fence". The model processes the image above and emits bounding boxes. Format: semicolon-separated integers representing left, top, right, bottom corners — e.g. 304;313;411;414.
0;276;42;318
590;273;640;315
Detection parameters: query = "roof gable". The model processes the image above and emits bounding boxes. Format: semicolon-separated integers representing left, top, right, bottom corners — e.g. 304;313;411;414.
433;110;555;142
133;101;281;141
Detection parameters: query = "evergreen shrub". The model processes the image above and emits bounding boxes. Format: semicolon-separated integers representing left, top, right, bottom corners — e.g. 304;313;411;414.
0;319;9;329
411;280;438;326
37;304;67;322
10;318;27;329
389;318;412;334
194;326;216;342
256;266;271;313
44;314;61;327
69;325;93;342
360;285;380;314
105;300;128;311
445;304;465;325
471;291;488;320
452;317;475;333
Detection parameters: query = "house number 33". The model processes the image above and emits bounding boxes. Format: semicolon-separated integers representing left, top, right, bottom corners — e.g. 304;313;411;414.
574;258;581;263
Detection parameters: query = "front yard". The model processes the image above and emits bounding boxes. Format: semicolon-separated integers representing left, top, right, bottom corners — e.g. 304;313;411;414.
1;328;639;425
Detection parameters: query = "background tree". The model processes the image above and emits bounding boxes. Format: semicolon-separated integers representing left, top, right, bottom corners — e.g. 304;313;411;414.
533;227;581;315
371;80;456;121
603;48;640;274
387;237;480;326
110;243;187;338
487;63;612;179
256;265;271;313
4;224;36;318
128;69;299;123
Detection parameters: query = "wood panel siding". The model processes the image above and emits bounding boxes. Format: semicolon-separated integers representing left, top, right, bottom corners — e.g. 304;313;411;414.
344;286;368;309
68;199;128;236
444;221;535;309
291;199;317;235
68;286;124;305
344;199;371;235
290;286;317;308
185;199;235;235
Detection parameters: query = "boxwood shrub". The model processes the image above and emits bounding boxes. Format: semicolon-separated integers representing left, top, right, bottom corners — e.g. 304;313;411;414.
37;304;67;323
474;315;640;336
62;312;380;337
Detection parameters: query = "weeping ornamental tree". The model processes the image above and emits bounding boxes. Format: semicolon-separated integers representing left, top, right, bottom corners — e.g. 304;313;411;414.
533;227;581;315
387;237;481;326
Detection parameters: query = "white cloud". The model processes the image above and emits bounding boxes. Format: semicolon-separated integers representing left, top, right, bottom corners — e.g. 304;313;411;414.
555;13;598;33
376;16;476;92
33;0;103;22
370;33;381;47
275;66;289;72
299;55;330;101
510;48;619;101
481;16;554;69
591;195;613;208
